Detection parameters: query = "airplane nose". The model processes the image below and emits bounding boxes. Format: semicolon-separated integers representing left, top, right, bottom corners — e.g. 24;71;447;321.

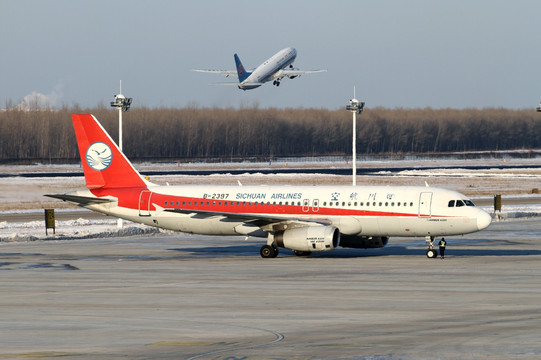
477;210;492;230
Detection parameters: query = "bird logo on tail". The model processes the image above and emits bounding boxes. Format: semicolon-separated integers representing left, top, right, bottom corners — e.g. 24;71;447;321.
86;142;113;171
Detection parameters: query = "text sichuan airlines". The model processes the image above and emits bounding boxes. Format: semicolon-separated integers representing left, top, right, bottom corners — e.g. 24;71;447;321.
236;192;303;200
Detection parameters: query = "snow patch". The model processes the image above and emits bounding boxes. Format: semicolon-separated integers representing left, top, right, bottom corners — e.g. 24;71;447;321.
0;218;165;243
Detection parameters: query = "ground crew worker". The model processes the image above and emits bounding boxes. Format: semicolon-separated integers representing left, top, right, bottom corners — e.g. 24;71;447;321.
438;237;447;259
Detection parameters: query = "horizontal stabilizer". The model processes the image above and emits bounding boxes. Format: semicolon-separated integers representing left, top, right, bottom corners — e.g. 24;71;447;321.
45;193;114;206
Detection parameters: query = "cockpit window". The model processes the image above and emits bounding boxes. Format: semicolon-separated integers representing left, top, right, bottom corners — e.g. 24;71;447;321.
449;199;476;207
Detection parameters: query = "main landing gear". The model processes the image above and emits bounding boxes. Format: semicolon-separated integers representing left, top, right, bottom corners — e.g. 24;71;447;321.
425;235;438;258
273;80;281;87
260;244;279;258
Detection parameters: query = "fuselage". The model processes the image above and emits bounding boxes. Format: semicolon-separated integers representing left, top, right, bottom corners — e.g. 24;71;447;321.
77;184;491;238
239;47;297;90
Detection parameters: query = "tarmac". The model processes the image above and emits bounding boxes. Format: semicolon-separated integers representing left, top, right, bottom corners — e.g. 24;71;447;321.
1;218;541;359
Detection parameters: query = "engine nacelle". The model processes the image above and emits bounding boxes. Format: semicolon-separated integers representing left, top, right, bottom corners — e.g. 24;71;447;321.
339;235;389;249
275;226;340;252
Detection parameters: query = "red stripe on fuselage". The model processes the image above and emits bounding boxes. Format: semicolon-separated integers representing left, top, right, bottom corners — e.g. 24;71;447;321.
94;188;447;218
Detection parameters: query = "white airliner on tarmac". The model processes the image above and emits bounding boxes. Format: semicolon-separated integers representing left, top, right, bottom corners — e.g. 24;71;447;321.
192;47;326;90
47;114;492;258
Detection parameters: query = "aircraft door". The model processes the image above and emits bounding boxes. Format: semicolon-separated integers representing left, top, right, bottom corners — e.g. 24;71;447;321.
302;199;310;212
312;199;320;212
139;190;152;216
418;192;432;218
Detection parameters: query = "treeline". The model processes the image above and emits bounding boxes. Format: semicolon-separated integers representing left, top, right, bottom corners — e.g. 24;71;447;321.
1;105;540;163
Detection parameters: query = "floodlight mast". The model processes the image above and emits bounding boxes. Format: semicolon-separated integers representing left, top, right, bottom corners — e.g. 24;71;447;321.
345;87;365;186
110;80;132;228
110;80;133;152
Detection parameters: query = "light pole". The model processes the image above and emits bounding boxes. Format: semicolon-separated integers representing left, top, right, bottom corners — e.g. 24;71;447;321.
345;88;365;186
110;81;132;228
110;80;132;152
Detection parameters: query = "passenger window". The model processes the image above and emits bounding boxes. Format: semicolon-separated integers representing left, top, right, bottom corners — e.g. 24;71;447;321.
448;200;455;207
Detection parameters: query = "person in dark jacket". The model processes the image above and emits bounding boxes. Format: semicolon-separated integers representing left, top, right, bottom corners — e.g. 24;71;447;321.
438;238;447;259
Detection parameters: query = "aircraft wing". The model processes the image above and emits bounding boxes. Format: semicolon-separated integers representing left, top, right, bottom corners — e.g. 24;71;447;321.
164;207;331;232
191;69;238;77
274;69;327;80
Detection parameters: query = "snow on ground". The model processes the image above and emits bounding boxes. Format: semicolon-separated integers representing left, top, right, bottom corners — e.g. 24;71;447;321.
0;216;170;243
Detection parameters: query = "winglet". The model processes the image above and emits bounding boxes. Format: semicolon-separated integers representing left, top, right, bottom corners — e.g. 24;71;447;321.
234;53;251;83
71;114;149;189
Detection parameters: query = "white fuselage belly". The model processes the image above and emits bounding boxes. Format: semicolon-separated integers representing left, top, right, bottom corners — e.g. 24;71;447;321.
242;48;296;87
83;184;489;238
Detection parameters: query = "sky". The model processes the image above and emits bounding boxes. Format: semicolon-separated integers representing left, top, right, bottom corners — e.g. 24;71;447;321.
2;0;541;110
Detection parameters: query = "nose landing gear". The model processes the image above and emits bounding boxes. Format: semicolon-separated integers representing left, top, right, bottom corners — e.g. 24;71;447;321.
425;236;438;258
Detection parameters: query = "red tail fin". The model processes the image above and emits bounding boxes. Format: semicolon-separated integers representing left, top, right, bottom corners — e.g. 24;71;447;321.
72;114;147;189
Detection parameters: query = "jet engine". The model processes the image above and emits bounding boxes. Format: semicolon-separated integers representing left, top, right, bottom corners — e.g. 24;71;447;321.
274;226;339;252
339;235;389;249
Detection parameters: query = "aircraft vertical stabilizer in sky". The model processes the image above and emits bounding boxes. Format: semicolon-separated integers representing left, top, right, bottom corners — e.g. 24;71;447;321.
47;114;492;259
192;47;327;90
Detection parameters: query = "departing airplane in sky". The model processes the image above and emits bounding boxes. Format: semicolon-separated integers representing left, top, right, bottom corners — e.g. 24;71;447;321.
47;114;492;258
192;47;326;90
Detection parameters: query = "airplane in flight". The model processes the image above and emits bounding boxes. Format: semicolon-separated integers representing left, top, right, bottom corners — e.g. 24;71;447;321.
47;114;492;259
192;47;326;90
